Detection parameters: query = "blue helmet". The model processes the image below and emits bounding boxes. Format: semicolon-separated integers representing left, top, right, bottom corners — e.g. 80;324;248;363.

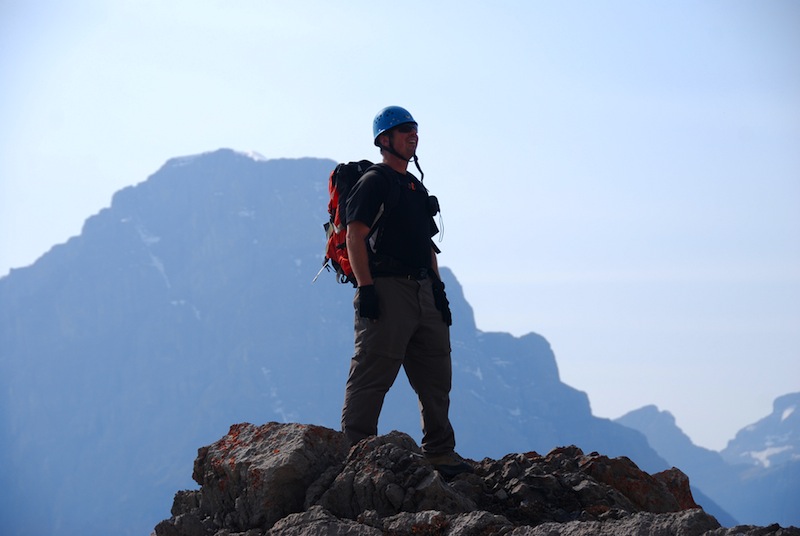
373;106;417;146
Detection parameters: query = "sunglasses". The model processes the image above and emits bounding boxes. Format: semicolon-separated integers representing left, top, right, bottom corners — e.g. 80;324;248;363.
395;123;418;133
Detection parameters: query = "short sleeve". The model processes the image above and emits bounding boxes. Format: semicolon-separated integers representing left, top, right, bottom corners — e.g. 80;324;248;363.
346;169;389;228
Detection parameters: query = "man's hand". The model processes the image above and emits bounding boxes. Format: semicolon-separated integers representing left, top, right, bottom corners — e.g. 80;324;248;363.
357;285;380;320
432;280;452;326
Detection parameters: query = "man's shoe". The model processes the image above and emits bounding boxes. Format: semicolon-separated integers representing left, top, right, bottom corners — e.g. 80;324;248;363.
425;451;474;479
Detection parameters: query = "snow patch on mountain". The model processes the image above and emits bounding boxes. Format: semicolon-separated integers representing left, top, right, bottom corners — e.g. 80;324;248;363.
136;225;161;246
165;149;267;169
468;366;484;381
135;224;170;288
238;150;267;161
749;446;792;468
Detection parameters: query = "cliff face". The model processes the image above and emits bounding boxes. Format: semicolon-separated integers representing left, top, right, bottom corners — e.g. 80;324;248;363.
1;150;669;536
153;423;799;536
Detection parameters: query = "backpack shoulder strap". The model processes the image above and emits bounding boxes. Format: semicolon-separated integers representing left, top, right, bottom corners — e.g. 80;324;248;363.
367;163;405;212
364;164;408;255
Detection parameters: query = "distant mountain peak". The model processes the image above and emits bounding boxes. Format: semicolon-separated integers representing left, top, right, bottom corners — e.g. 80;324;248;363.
722;392;800;469
617;405;681;435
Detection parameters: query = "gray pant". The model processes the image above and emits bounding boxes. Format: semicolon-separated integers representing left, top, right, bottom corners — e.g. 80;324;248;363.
341;276;455;455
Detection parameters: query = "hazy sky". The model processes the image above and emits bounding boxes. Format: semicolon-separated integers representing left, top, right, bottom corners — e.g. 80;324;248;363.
2;0;798;451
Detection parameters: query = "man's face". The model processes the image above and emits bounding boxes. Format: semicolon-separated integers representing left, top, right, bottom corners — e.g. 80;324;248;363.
384;123;418;160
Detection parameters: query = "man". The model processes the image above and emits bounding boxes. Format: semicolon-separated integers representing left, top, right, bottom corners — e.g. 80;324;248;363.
340;105;472;479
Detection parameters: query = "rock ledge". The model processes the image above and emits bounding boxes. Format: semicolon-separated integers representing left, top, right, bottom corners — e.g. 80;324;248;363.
153;422;799;536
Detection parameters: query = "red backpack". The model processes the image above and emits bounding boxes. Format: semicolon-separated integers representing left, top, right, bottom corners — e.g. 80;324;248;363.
314;160;387;286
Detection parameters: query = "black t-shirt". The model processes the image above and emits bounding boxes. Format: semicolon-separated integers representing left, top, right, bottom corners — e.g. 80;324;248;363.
346;164;438;271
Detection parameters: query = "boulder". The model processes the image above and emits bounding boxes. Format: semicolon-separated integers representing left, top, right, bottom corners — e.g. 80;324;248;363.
166;422;348;533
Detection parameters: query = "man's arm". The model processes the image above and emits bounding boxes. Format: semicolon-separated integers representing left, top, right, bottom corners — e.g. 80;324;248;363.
431;247;441;279
430;247;452;325
346;221;373;287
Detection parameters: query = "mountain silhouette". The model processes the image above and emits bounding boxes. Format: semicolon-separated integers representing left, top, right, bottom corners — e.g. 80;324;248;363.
0;148;765;535
617;399;800;526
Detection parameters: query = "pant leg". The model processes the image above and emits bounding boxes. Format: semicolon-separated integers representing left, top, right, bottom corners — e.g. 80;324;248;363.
341;350;403;445
341;278;416;445
403;279;456;455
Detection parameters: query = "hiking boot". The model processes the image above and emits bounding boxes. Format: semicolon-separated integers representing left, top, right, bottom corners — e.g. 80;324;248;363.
424;451;474;480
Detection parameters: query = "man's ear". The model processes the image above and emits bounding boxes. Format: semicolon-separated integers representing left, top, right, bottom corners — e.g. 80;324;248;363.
378;132;391;149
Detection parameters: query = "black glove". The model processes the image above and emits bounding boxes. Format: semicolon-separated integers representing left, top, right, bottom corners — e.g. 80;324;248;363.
356;285;380;320
432;280;452;326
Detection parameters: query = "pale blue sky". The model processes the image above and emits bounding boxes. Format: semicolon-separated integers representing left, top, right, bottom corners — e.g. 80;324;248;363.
2;0;798;451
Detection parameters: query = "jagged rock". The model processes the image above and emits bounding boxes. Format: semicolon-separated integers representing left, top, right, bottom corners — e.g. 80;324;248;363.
268;505;379;535
510;509;720;535
161;422;349;534
380;510;514;535
654;467;701;510
313;431;477;519
578;451;682;512
154;422;800;536
707;525;800;536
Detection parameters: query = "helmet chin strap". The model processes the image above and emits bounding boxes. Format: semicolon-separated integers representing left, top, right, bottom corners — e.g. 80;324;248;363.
385;139;425;182
412;155;424;182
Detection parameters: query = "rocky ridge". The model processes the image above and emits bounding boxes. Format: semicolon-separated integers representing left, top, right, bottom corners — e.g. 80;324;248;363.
153;422;799;536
